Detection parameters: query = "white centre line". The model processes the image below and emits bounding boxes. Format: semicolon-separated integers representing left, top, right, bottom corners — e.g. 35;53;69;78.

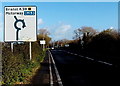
98;60;113;66
62;50;113;66
74;54;78;56
85;57;94;61
81;56;84;57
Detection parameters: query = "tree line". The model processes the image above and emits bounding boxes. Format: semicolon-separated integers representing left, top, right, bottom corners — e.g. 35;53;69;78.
51;26;120;65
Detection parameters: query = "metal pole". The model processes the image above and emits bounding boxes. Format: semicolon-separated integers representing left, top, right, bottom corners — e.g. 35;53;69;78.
30;42;32;60
11;43;13;52
43;44;45;51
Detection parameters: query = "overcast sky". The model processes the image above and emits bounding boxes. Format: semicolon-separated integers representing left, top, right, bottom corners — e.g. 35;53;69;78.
0;2;118;41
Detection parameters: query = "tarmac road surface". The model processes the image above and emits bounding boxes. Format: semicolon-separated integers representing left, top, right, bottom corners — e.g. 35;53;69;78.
50;49;120;86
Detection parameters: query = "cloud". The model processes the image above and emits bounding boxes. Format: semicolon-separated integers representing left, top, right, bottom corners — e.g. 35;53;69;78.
0;23;2;31
0;12;2;16
60;25;71;32
37;21;72;41
55;24;71;34
54;24;71;40
38;18;43;25
109;26;114;29
0;12;2;19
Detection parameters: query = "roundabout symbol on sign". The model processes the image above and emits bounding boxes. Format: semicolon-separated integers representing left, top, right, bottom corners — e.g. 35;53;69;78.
14;16;26;40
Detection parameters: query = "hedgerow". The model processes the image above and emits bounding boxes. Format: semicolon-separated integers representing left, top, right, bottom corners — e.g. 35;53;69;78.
2;42;45;85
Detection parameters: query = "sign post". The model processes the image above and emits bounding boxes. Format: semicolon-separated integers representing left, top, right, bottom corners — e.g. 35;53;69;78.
11;43;13;52
4;6;37;60
40;40;46;51
30;42;32;60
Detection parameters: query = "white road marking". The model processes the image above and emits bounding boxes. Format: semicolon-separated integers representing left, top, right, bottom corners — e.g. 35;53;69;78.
85;57;94;61
48;51;54;86
74;54;78;56
98;60;113;66
81;56;84;57
57;50;113;66
49;50;63;86
67;52;70;54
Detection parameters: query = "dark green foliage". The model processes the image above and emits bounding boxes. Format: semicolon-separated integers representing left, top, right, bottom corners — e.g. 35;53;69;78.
87;29;120;56
2;42;46;85
68;28;120;64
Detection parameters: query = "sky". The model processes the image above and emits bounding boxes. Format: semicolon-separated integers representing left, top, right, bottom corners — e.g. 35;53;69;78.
0;2;2;41
0;0;120;2
0;2;118;41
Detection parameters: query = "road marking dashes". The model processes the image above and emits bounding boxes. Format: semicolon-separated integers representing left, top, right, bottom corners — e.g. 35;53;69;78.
98;60;113;66
85;57;94;61
74;54;78;55
81;56;84;57
55;50;113;66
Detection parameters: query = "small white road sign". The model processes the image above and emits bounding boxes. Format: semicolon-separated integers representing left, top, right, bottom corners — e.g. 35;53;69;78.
4;6;37;42
40;40;46;44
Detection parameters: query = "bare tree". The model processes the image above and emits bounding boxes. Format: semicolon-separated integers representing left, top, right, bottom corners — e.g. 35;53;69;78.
73;26;97;48
73;28;82;40
38;29;50;36
73;26;97;40
81;26;97;36
37;29;51;46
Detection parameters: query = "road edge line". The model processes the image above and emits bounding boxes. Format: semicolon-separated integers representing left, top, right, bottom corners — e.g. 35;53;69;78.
49;50;63;86
48;50;54;86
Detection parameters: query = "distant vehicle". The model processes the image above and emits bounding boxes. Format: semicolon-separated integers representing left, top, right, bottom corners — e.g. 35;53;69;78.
51;47;54;49
65;44;69;47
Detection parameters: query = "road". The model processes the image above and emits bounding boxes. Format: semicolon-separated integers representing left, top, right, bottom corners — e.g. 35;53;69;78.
50;49;120;86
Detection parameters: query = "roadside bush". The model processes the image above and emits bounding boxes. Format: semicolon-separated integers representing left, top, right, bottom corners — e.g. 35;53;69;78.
68;28;120;63
86;29;120;56
2;42;46;85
